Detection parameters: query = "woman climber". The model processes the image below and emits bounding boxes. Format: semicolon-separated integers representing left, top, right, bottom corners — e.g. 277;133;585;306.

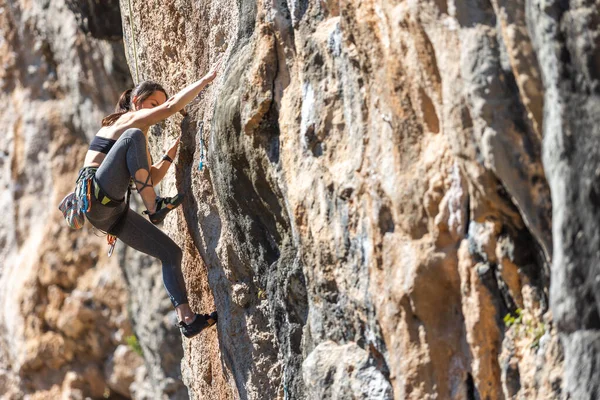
80;62;220;338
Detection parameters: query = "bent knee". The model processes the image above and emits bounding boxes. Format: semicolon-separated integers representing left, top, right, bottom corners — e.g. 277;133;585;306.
122;128;145;142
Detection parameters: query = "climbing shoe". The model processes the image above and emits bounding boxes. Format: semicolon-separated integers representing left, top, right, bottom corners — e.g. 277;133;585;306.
179;311;218;338
144;193;184;225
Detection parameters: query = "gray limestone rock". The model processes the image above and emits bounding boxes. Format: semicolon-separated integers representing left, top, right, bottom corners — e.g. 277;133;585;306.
303;341;393;400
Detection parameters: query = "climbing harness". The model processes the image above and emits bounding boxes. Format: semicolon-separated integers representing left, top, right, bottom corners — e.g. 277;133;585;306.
91;176;126;207
58;166;132;257
198;121;205;171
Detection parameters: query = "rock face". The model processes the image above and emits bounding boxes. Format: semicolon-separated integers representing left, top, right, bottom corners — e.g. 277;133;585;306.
0;0;140;398
5;0;600;399
529;1;600;399
115;0;568;399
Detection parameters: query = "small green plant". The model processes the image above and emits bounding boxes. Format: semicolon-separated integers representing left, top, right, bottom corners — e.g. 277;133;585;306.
258;288;267;300
126;334;143;356
528;320;546;349
503;308;523;328
503;308;547;350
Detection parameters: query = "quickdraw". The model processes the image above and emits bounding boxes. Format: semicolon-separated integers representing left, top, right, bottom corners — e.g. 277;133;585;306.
198;121;205;171
75;167;95;213
86;175;92;211
107;234;117;257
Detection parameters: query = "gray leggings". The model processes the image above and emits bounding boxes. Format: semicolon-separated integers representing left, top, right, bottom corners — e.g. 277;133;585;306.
85;128;188;307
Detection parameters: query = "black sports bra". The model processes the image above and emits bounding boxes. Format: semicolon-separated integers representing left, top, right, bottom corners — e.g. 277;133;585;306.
89;136;116;154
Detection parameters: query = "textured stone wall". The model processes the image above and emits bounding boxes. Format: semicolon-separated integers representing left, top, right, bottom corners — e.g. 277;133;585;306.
117;0;568;399
6;0;600;398
529;0;600;399
0;0;140;398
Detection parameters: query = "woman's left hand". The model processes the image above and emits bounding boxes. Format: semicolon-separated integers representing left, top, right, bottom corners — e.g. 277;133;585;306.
167;135;181;159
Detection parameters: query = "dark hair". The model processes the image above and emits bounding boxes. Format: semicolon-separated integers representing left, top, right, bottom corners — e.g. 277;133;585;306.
101;80;169;126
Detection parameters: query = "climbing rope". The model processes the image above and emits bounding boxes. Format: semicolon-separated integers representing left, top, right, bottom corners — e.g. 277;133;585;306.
127;0;141;83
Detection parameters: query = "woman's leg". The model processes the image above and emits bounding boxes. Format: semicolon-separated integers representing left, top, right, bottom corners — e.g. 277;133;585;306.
95;128;157;213
91;129;213;330
114;206;193;317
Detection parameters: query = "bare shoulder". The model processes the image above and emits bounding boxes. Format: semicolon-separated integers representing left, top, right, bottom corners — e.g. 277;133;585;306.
113;112;149;133
96;114;145;140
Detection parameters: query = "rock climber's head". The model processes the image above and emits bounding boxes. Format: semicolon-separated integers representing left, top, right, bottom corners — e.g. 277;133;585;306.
130;80;168;110
102;80;169;126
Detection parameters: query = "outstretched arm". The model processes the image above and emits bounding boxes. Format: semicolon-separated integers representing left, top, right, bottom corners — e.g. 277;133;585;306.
129;61;221;129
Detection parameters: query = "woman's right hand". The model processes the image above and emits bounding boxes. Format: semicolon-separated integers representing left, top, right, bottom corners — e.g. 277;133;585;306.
206;57;223;81
129;58;225;128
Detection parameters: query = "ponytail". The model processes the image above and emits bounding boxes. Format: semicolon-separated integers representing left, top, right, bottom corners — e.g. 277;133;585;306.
101;82;168;127
101;88;133;126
